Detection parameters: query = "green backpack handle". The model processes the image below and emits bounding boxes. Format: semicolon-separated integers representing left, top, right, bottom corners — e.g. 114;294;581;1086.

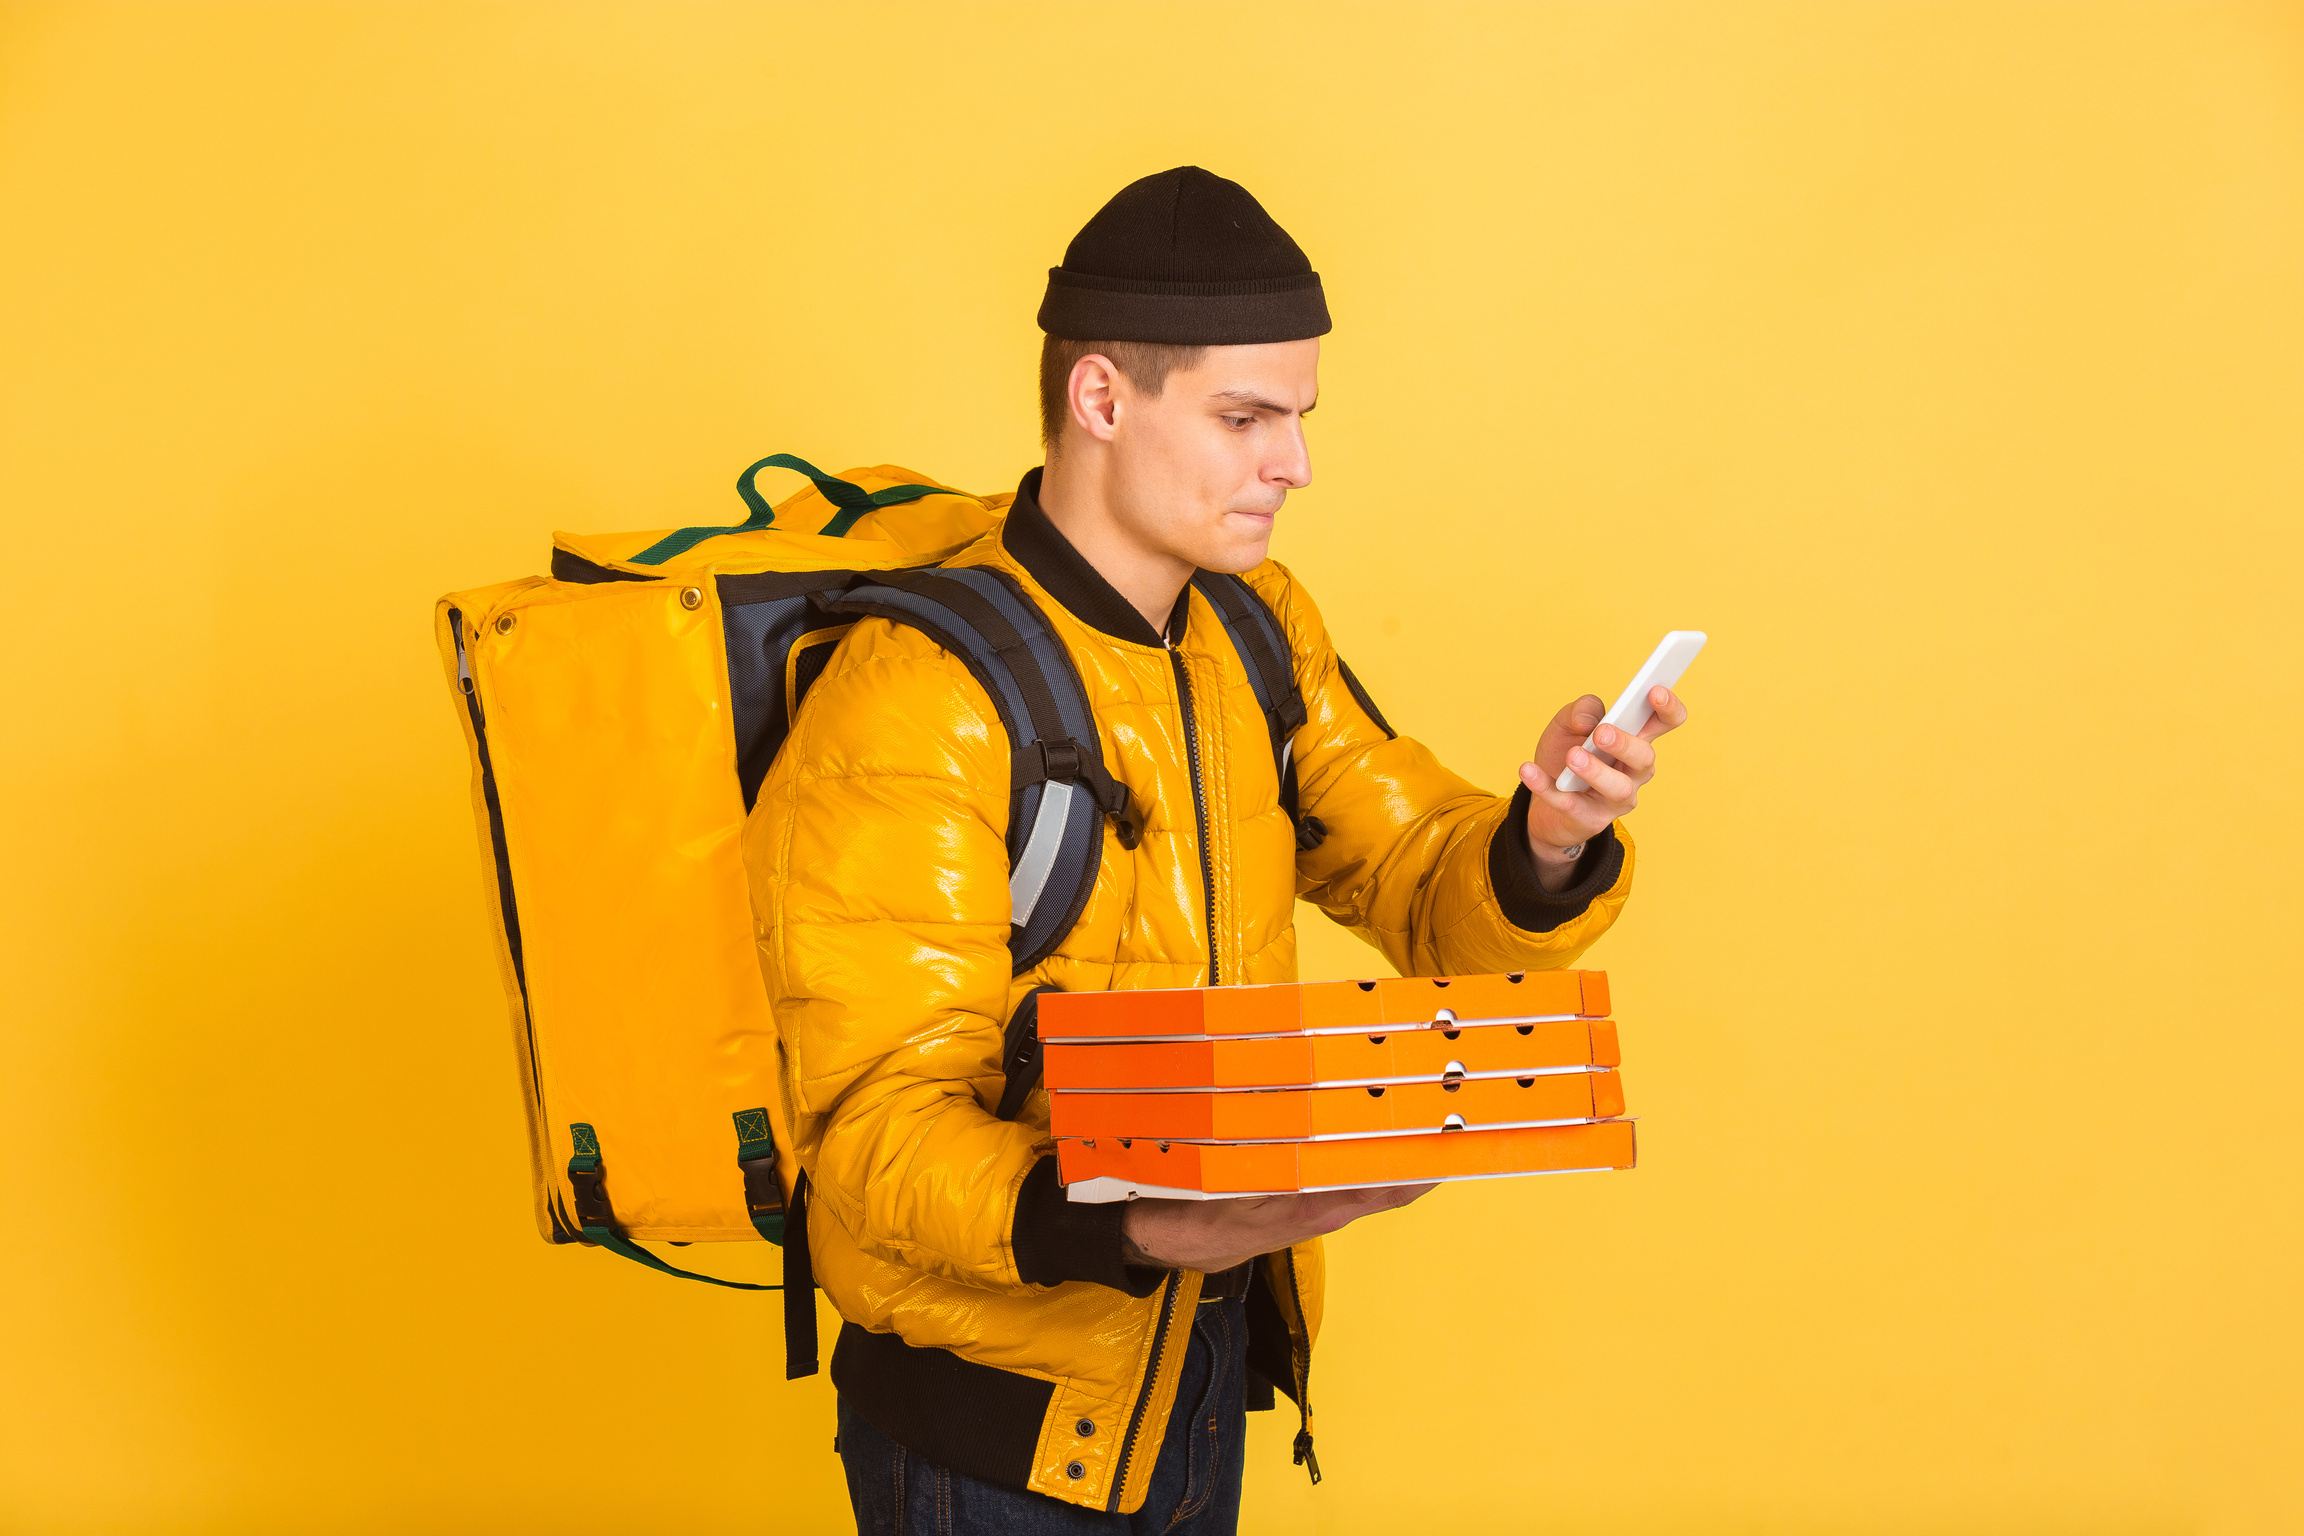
628;453;968;565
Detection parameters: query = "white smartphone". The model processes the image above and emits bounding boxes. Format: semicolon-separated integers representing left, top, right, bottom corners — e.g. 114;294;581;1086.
1555;630;1707;793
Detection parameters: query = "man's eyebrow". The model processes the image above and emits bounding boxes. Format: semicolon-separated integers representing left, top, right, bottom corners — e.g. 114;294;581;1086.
1209;389;1316;415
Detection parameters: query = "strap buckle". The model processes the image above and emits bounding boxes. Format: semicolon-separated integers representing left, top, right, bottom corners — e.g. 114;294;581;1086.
1013;738;1141;850
736;1155;784;1221
567;1164;615;1229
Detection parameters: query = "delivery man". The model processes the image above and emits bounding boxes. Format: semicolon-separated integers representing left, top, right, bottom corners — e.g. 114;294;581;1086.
744;166;1687;1535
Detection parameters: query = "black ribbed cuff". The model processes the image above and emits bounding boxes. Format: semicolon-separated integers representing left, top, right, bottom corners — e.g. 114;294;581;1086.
1489;786;1624;933
1012;1157;1167;1295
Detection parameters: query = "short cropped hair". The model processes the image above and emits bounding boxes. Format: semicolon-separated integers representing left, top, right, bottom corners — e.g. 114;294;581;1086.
1039;337;1207;453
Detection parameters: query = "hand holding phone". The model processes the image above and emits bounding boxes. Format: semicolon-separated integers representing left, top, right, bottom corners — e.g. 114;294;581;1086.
1556;631;1707;793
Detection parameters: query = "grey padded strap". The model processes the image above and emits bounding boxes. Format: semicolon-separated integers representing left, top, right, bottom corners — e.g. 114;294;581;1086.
1008;780;1076;928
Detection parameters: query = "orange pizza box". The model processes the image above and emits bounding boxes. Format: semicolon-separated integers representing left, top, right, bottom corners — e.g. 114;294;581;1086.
1048;1068;1626;1142
1055;1119;1638;1200
1580;970;1611;1018
1035;970;1605;1042
1039;1017;1621;1091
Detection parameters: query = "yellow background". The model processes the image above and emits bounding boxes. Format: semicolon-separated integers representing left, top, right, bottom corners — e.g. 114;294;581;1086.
5;3;2299;1532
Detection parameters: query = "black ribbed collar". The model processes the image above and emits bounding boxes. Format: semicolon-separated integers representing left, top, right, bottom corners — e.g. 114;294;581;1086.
1002;468;1190;646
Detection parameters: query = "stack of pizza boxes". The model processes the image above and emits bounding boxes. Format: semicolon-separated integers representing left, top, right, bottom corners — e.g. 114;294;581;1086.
1043;970;1633;1201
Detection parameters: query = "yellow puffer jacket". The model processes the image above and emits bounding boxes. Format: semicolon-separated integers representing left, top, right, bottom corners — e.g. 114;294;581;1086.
743;471;1633;1513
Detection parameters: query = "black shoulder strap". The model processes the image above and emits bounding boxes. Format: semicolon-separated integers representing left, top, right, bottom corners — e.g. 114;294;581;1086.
1190;572;1326;851
996;986;1059;1122
815;567;1137;973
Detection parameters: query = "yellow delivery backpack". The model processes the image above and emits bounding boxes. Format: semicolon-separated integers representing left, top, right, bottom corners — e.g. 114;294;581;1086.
436;454;1314;1378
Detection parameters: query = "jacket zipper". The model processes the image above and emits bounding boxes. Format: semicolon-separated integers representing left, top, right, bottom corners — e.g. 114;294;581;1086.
1099;643;1213;1508
451;609;575;1242
1166;642;1219;986
1107;1273;1182;1511
1285;1246;1321;1482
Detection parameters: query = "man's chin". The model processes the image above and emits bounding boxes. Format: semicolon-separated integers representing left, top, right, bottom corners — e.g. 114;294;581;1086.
1196;533;1275;575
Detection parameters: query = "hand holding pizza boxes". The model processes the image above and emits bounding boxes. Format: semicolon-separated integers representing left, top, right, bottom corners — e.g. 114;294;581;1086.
1044;970;1635;1202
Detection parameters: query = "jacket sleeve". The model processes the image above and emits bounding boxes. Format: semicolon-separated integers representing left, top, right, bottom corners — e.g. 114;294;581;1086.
745;617;1070;1294
1245;562;1635;977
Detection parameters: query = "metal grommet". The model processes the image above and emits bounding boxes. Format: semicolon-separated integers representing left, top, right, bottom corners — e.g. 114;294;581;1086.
495;614;516;634
1075;1418;1096;1437
679;586;703;610
1065;1461;1086;1481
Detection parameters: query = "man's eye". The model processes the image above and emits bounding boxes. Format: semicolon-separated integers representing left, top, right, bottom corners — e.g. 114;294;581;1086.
1222;416;1252;431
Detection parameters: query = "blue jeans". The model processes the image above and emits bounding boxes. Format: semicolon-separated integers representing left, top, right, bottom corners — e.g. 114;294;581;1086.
838;1293;1249;1535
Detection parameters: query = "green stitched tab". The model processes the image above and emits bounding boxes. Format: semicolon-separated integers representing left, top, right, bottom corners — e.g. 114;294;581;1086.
569;1122;601;1166
732;1107;789;1248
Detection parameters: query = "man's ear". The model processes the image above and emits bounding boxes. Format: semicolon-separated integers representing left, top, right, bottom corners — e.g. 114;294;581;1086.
1067;353;1124;444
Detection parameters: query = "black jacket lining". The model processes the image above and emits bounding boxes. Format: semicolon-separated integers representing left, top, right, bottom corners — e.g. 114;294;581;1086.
832;1322;1054;1491
1488;785;1625;933
1002;468;1190;645
1244;1263;1303;1409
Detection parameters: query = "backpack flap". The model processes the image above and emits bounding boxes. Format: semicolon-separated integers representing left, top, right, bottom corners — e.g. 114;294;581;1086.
440;573;788;1244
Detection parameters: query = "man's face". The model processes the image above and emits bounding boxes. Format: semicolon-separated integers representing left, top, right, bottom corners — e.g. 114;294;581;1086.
1104;338;1318;576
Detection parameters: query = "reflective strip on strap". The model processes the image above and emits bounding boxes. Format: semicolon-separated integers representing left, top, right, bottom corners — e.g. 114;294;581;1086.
1008;779;1076;928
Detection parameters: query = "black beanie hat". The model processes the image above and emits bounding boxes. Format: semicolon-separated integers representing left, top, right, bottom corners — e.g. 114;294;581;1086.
1038;166;1331;345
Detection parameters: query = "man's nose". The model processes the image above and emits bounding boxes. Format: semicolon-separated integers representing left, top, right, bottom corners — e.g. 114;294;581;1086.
1266;421;1313;491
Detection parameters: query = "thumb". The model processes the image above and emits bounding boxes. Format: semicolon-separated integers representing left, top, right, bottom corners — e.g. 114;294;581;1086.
1533;695;1605;778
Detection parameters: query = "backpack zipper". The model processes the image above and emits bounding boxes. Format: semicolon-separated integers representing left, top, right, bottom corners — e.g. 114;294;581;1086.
450;608;576;1243
1166;641;1219;986
1106;1273;1181;1511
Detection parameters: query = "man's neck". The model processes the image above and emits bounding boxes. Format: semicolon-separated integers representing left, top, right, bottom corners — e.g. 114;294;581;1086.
1036;454;1195;639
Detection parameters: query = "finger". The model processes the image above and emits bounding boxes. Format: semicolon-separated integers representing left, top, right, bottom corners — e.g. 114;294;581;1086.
1563;746;1636;803
1589;723;1655;780
1297;1184;1438;1236
1519;760;1598;817
1519;764;1611;848
1636;686;1688;741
